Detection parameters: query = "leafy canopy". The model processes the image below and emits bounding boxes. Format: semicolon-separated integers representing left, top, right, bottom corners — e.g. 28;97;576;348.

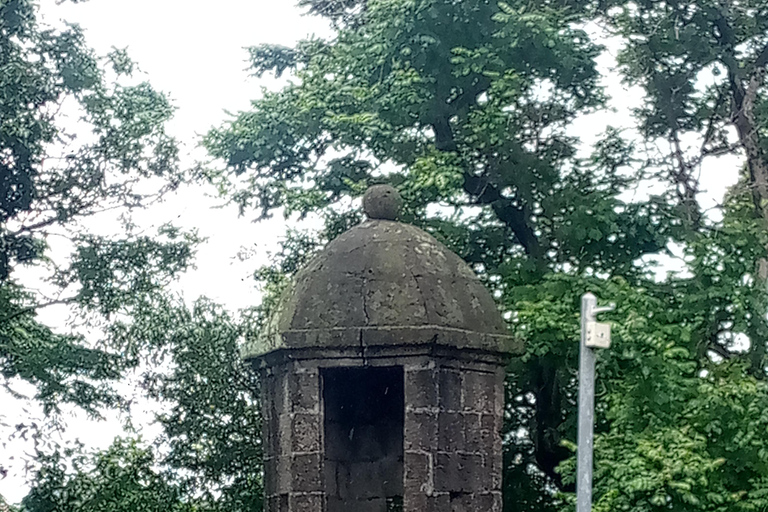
10;0;768;510
0;0;197;481
203;0;768;510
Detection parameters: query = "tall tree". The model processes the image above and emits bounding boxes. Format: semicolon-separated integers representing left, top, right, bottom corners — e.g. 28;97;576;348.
205;0;661;508
574;1;768;509
602;0;768;372
204;0;768;510
0;0;197;482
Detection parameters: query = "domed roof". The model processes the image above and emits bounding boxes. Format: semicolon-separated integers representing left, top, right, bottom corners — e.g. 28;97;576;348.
243;187;520;359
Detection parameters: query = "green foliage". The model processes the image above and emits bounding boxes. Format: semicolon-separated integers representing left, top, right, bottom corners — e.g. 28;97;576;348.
8;0;768;510
0;283;123;416
105;298;264;512
21;438;199;512
202;0;768;510
60;227;199;316
1;0;183;277
0;0;194;411
0;0;198;491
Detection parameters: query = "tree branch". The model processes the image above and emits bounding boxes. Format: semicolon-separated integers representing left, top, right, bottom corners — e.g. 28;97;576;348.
714;8;768;218
669;129;702;229
707;341;734;360
430;113;545;263
699;83;728;154
0;297;78;323
753;40;768;69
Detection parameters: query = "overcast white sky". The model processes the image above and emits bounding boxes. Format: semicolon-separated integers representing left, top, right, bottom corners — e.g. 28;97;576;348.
0;0;743;504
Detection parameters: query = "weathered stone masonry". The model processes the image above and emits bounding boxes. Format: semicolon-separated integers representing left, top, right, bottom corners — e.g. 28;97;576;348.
244;186;522;512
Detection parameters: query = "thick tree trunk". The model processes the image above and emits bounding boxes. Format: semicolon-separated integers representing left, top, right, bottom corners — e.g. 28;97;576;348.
717;8;768;375
730;69;768;218
729;67;768;376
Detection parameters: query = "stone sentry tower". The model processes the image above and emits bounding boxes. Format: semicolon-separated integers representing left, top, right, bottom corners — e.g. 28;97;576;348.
243;185;521;512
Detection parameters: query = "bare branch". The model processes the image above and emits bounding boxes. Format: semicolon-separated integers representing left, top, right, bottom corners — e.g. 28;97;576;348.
707;341;734;360
0;296;78;323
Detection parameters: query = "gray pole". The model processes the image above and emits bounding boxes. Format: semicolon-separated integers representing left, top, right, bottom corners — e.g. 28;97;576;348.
577;292;597;512
577;292;613;512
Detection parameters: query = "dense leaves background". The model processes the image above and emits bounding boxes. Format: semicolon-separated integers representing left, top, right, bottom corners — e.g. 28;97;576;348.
205;0;768;510
5;0;768;511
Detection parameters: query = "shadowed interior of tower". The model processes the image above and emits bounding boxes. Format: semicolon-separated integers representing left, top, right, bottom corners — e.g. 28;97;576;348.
322;366;404;512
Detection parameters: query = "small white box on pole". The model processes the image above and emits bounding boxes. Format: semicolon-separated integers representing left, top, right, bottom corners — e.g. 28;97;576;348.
585;321;611;349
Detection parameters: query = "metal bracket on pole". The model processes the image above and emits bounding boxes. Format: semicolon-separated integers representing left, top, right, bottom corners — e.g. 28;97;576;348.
576;293;614;512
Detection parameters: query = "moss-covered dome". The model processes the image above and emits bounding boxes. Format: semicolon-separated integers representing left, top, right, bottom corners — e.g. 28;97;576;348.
243;187;520;359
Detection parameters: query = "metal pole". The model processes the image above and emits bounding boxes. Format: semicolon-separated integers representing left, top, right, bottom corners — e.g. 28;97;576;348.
577;292;597;512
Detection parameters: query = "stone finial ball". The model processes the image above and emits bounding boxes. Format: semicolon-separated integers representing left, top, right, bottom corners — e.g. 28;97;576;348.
363;185;402;220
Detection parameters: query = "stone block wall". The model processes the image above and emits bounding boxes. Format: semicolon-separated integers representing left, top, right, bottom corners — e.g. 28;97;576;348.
403;361;504;512
260;354;505;512
262;364;324;512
